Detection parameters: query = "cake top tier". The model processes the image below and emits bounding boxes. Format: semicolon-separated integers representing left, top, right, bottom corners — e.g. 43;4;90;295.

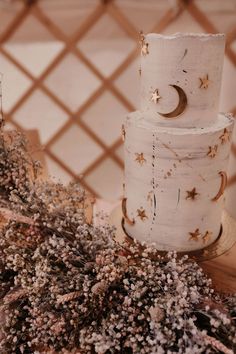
140;32;225;128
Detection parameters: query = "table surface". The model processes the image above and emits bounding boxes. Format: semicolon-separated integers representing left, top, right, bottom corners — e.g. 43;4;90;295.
201;243;236;294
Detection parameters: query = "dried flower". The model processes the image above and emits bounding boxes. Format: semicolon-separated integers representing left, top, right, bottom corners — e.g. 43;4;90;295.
0;126;235;354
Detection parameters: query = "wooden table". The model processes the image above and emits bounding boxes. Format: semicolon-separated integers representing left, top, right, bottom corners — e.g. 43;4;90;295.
201;243;236;294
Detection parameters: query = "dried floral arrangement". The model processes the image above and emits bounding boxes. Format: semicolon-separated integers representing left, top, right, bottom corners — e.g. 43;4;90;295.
0;124;236;354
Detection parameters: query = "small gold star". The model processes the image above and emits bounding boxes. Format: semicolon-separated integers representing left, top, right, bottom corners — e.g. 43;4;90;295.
139;30;145;43
141;42;149;56
150;89;161;104
202;230;212;244
189;228;201;241
137;208;148;221
139;67;142;76
199;74;210;89
140;31;149;56
135;152;146;165
186;187;199;200
219;128;230;144
121;124;126;141
207;145;218;158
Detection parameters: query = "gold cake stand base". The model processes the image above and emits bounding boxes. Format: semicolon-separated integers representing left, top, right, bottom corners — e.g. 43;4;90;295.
109;205;236;294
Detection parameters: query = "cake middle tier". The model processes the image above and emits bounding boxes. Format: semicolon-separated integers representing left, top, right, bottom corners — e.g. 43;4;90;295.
123;111;234;252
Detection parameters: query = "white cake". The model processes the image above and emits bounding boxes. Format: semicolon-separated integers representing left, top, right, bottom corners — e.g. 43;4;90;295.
123;33;234;252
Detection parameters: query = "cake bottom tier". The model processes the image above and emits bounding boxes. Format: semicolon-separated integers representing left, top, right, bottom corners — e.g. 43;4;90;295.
124;111;234;251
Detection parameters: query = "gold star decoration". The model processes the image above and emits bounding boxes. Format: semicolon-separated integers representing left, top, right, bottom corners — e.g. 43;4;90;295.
207;145;218;158
140;31;149;56
219;128;230;144
186;187;199;200
121;124;126;141
150;89;161;104
139;68;142;76
202;230;212;244
141;42;149;56
137;208;148;221
189;228;201;241
199;74;210;89
135;152;146;165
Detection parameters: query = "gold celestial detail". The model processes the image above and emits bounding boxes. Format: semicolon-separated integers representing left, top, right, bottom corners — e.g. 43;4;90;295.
137;208;148;221
219;128;230;144
135;152;146;165
189;228;201;242
141;42;149;56
147;191;153;204
139;68;142;76
158;85;187;118
207;145;218;158
122;198;135;226
150;89;161;104
186;187;199;200
140;31;149;56
122;183;125;194
202;230;212;244
212;171;227;202
199;74;210;89
121;124;126;141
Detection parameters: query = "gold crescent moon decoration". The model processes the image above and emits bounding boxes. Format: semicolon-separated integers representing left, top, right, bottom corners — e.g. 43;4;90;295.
122;198;135;226
158;84;187;118
212;171;227;202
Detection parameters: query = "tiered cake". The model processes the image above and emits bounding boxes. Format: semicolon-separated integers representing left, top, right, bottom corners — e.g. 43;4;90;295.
123;33;234;252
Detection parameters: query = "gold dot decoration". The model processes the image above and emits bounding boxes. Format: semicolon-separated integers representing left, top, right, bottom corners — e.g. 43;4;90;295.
135;152;146;165
140;31;149;56
121;124;126;141
186;187;199;200
147;191;153;205
199;74;210;89
202;230;212;244
189;228;201;242
219;128;230;144
207;145;218;158
137;208;148;221
122;183;125;194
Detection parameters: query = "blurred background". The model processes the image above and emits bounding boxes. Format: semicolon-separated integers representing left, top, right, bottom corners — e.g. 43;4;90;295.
0;0;235;201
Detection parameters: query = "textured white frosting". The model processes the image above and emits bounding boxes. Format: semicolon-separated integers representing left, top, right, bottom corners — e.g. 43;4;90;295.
124;112;234;251
225;124;236;220
140;33;225;128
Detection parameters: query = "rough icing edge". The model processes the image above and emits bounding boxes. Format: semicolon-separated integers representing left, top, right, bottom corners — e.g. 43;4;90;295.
126;112;234;136
146;32;225;41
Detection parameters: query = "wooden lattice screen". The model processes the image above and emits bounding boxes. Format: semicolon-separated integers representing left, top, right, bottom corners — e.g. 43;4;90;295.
0;0;236;198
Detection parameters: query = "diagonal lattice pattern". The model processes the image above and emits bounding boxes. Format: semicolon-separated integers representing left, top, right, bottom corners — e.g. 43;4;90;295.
0;0;235;199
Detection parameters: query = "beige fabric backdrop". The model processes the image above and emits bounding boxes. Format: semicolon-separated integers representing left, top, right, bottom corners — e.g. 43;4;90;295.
0;0;235;201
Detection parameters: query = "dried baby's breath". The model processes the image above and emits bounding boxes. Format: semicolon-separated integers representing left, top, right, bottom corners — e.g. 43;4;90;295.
0;127;235;354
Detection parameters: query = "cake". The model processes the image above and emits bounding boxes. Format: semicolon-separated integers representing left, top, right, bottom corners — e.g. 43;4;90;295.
123;33;234;252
